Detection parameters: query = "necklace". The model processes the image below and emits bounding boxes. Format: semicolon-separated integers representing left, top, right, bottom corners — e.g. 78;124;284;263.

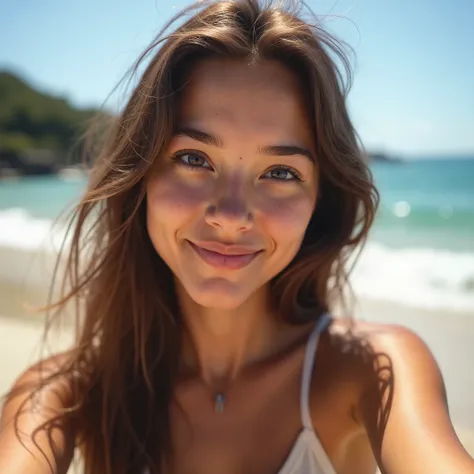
214;392;226;413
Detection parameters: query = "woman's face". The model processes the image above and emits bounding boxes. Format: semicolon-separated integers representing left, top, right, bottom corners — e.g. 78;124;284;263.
146;58;318;309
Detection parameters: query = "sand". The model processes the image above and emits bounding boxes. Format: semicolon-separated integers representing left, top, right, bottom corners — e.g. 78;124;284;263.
1;280;473;467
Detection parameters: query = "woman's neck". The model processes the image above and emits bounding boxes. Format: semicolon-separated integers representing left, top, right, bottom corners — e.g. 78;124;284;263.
177;285;284;388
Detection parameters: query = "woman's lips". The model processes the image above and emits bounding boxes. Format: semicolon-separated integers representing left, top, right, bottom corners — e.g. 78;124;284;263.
187;241;261;270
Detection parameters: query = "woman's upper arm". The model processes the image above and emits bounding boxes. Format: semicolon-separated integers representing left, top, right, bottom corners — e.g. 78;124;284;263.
0;356;75;474
359;325;474;474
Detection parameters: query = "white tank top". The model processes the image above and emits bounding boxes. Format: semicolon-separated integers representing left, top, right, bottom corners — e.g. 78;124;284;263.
276;312;336;474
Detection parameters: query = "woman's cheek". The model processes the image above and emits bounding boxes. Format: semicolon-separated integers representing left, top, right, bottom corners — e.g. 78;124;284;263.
257;191;315;233
147;172;212;219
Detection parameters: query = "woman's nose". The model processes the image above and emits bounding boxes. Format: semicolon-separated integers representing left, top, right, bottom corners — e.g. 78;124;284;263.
204;176;254;233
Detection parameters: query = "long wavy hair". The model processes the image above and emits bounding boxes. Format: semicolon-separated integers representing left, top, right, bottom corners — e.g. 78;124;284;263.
9;0;379;472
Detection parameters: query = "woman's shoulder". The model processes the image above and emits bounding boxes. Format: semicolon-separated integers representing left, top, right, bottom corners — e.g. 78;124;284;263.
311;318;452;470
322;317;440;397
337;318;447;419
9;350;77;388
327;317;433;364
3;351;78;416
319;318;474;472
312;316;446;438
0;351;76;473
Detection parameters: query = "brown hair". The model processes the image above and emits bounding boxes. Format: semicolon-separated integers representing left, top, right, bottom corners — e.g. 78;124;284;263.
10;0;378;472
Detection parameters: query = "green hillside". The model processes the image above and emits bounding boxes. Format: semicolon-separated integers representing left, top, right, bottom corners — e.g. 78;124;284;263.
0;71;98;166
0;70;398;173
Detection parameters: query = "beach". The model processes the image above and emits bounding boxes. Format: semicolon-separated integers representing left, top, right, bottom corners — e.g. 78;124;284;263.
1;277;474;461
1;161;474;467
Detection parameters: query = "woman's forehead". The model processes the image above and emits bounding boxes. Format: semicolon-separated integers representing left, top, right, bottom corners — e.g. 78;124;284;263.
175;58;314;143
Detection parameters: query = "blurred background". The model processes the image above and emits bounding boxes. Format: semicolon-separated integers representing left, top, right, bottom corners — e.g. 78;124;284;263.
0;0;473;459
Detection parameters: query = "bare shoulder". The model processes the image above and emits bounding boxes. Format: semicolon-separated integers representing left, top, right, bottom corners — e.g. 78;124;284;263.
326;318;447;411
0;351;76;474
328;318;474;473
328;317;438;370
330;316;427;343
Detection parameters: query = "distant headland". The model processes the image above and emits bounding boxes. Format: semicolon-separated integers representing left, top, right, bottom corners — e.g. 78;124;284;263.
0;70;400;178
367;152;401;163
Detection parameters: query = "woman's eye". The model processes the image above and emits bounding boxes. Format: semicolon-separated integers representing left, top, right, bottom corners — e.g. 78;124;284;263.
176;152;212;169
262;167;302;181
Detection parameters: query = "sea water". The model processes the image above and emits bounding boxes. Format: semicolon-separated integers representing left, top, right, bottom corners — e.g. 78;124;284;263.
0;158;473;311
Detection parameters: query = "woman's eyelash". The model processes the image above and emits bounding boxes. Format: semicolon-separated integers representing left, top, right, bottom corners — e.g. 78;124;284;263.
261;166;304;182
171;151;303;181
172;151;213;170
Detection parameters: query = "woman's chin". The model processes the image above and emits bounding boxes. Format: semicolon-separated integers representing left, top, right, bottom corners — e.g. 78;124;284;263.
184;280;258;310
189;290;249;310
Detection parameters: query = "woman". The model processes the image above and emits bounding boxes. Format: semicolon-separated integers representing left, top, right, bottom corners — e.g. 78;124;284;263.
0;1;472;473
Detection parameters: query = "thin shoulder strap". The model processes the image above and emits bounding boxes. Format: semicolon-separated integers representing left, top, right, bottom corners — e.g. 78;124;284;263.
300;312;331;430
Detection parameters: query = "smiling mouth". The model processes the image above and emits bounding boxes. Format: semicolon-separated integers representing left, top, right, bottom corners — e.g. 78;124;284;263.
187;241;262;270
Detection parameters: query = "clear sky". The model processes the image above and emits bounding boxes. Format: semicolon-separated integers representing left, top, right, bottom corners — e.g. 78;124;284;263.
1;0;473;157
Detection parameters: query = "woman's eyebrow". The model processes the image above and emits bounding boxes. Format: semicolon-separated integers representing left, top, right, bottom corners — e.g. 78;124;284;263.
258;145;315;163
174;127;314;163
175;127;222;147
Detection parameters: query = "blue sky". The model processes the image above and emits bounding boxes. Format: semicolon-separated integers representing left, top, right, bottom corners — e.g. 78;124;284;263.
1;0;473;157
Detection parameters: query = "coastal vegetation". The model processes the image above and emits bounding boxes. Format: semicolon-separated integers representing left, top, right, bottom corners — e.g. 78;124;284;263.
0;70;396;177
0;70;98;175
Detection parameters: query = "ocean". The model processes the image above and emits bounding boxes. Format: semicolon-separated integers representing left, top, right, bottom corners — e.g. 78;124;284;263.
0;158;473;312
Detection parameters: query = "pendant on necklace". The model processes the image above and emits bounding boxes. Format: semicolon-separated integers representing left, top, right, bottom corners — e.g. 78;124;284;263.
214;393;226;413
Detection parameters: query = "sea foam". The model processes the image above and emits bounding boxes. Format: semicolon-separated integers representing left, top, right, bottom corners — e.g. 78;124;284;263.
1;208;473;312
